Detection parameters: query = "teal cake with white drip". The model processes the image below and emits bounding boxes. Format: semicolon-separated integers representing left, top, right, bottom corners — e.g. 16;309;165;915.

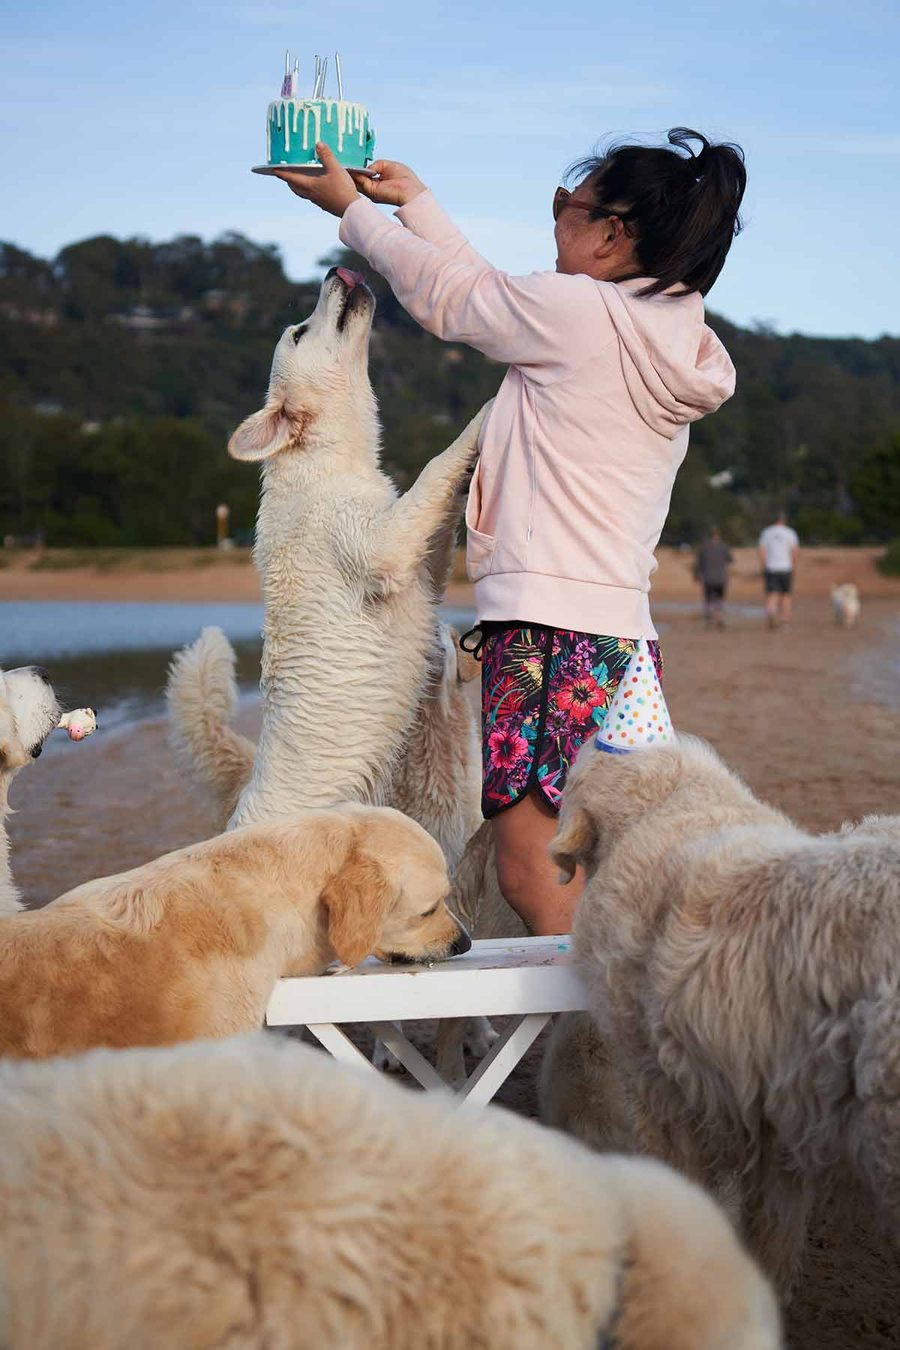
262;51;375;170
267;98;375;168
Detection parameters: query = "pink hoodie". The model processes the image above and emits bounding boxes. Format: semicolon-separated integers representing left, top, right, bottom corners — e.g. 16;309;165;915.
339;191;736;638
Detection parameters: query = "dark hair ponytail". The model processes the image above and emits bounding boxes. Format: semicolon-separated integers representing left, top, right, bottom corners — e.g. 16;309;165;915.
569;128;747;297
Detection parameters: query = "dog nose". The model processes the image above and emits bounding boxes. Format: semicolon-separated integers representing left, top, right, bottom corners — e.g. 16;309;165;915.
32;666;52;685
449;927;472;957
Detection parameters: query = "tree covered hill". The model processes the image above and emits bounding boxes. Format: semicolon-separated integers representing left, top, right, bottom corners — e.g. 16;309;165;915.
1;232;898;546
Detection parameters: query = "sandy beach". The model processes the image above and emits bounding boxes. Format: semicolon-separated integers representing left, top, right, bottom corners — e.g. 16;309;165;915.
2;543;898;604
5;554;900;1347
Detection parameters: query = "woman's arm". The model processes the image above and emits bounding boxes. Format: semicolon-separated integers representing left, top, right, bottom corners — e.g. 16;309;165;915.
340;195;607;370
396;193;492;272
277;145;610;371
352;161;492;272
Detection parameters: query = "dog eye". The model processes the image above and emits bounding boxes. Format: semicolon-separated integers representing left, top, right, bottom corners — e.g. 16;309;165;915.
420;901;440;919
291;326;306;345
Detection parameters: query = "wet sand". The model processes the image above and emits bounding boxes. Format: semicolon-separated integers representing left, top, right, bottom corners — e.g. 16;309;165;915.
2;544;898;603
6;591;900;1348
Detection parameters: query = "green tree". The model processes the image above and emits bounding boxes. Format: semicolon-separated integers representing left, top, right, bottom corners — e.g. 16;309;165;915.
852;431;900;537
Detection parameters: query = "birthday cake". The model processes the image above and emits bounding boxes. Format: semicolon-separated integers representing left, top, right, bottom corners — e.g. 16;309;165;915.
266;52;375;169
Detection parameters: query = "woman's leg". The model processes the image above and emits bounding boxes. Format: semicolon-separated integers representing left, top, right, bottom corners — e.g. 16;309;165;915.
491;789;582;935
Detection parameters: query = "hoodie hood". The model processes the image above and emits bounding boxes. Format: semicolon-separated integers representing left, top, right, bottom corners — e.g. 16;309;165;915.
601;278;736;437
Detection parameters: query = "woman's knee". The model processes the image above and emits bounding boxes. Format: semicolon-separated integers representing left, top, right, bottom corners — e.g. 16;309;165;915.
494;845;537;910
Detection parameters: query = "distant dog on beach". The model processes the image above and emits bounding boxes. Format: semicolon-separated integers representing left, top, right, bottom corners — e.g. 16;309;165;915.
544;735;900;1297
0;1034;780;1349
0;665;61;915
831;582;861;626
0;803;468;1060
219;266;488;830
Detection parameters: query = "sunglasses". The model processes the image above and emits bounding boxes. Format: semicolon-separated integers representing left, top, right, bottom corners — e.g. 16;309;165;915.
552;186;619;224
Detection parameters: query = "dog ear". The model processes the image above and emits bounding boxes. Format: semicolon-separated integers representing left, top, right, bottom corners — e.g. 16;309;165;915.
321;849;393;967
228;398;308;462
549;806;596;884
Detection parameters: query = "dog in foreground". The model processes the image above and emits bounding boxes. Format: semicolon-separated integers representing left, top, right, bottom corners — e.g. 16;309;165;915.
0;804;468;1060
0;1034;780;1349
543;736;900;1295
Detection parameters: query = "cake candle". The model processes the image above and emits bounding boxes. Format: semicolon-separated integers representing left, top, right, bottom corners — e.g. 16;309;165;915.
335;51;344;101
280;50;292;99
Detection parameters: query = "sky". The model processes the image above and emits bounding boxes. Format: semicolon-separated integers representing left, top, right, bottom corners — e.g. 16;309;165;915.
3;0;898;338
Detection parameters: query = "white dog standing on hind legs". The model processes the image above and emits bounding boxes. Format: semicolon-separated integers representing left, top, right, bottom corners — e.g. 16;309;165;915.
224;265;489;829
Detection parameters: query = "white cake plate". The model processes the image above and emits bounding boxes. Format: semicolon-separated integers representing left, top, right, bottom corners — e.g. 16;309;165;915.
252;164;377;177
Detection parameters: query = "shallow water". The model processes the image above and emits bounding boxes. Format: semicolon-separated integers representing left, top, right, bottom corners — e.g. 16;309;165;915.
0;600;477;740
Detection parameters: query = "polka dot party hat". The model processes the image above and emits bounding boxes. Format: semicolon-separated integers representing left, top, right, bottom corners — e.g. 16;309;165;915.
595;639;675;755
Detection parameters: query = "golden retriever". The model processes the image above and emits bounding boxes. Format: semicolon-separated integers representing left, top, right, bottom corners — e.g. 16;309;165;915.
0;1034;780;1349
0;804;469;1060
167;622;522;1081
546;736;900;1296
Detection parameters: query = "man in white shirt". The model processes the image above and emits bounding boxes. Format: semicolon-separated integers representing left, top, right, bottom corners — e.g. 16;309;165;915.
758;511;799;628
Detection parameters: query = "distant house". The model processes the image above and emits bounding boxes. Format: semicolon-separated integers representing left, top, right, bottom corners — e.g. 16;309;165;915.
110;305;197;332
0;302;59;327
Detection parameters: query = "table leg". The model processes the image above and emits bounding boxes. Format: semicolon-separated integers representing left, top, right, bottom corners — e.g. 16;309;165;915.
367;1021;450;1093
306;1023;380;1071
458;1013;552;1105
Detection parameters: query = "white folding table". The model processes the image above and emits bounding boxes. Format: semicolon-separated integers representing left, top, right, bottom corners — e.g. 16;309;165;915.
265;935;588;1104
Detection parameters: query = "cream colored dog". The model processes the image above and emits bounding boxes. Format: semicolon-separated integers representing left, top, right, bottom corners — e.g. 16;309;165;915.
0;1034;780;1349
0;665;62;915
546;736;900;1296
224;266;487;829
0;804;469;1060
831;581;861;626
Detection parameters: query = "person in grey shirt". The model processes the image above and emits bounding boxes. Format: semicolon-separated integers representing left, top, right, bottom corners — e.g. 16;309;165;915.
695;526;733;627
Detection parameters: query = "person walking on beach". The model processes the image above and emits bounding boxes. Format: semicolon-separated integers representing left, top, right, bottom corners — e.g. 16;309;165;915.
274;127;746;935
695;526;733;627
758;511;799;629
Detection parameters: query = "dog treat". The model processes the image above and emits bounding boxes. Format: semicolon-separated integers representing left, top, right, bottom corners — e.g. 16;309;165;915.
595;640;674;754
57;708;97;741
266;50;375;168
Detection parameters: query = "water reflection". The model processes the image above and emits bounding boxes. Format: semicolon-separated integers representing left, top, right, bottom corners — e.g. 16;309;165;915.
0;601;477;739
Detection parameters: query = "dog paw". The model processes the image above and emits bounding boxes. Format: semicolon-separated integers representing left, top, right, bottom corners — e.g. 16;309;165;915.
372;1039;404;1073
463;1016;499;1057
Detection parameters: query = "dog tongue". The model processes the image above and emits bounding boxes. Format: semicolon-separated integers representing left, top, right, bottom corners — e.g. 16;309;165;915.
336;267;365;290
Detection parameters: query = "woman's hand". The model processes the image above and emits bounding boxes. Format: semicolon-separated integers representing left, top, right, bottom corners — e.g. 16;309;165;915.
349;160;428;209
273;143;359;217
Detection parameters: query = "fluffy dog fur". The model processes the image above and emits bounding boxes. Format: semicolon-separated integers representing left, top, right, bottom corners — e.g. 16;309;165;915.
0;1034;780;1349
223;268;488;829
0;804;469;1060
544;736;900;1295
0;665;62;915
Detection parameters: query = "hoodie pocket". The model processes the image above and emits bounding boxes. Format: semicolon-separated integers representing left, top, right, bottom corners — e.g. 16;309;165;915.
464;458;496;581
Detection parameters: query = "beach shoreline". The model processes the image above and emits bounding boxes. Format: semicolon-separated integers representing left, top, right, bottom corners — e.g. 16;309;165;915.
1;544;898;604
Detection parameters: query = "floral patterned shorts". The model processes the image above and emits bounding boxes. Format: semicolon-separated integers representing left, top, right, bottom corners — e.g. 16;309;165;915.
470;623;663;818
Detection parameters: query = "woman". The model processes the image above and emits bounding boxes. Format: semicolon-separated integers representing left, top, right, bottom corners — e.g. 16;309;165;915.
274;127;746;935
